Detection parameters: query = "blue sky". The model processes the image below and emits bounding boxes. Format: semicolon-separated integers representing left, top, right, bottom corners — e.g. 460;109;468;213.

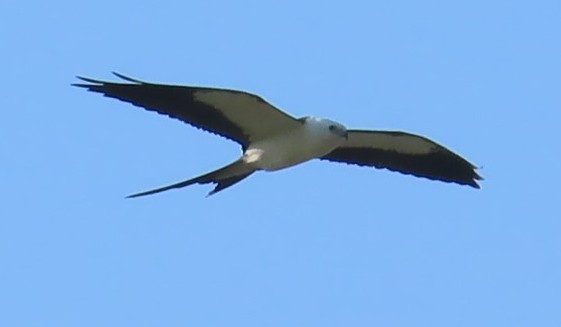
1;0;560;326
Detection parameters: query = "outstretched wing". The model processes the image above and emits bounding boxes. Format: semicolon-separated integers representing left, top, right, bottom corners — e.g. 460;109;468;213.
73;72;302;149
321;130;482;188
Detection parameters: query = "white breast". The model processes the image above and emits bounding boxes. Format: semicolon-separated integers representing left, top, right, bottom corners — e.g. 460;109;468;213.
244;120;345;171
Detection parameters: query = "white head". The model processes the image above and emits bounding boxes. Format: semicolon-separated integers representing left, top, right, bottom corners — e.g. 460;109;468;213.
302;116;348;140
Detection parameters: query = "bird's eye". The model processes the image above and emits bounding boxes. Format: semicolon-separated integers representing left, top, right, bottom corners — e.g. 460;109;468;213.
329;125;336;130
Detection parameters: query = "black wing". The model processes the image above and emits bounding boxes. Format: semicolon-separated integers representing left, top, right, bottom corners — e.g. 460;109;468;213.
73;72;302;149
321;130;482;188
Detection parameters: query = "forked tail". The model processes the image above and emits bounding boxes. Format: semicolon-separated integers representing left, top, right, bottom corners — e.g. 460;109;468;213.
127;159;255;198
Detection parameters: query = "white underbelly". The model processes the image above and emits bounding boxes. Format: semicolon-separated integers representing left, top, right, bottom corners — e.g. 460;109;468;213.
244;126;343;171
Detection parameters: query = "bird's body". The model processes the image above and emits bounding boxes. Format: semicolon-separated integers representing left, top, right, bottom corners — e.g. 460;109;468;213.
245;116;347;171
73;73;482;197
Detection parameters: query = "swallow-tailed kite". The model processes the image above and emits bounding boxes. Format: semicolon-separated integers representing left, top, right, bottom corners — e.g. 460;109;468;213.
73;73;482;197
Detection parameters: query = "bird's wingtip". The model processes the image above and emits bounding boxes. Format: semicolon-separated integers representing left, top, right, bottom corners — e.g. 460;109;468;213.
72;72;142;87
125;190;152;198
112;72;143;83
72;75;103;85
472;165;484;188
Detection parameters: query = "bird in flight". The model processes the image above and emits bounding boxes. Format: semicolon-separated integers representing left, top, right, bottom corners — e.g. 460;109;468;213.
73;72;482;197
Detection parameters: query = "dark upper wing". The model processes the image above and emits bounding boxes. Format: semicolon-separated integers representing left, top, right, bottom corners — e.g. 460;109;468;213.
321;130;482;188
73;72;302;149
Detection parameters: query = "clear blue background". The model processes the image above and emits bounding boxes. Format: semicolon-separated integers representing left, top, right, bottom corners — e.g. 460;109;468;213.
1;1;560;326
